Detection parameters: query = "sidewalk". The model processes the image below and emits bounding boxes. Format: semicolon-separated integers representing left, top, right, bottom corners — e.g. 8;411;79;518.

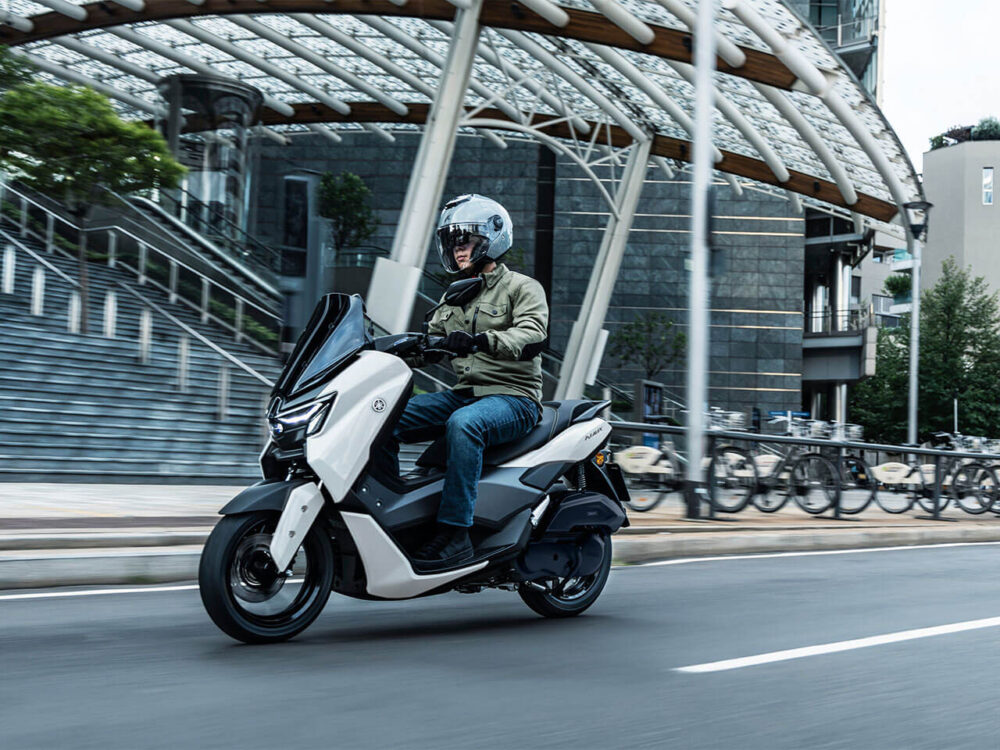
3;483;1000;589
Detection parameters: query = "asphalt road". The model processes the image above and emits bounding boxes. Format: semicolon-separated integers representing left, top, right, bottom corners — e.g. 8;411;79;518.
4;544;1000;749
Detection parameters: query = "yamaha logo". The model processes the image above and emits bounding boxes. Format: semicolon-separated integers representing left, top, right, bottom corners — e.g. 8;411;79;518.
372;398;386;413
270;421;284;437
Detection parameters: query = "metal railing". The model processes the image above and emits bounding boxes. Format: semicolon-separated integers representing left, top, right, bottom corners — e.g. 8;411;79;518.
0;181;281;354
610;419;1000;520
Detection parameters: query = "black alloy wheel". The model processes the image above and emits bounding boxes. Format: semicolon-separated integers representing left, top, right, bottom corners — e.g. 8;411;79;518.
518;533;612;618
199;510;334;644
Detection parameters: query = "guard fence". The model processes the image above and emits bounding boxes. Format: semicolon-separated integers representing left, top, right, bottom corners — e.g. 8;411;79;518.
608;418;1000;520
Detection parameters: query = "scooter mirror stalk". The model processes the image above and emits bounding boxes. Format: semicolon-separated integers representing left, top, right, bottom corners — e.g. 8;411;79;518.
422;277;485;333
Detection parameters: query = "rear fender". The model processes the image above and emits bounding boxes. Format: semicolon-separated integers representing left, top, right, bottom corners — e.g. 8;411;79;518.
541;491;627;535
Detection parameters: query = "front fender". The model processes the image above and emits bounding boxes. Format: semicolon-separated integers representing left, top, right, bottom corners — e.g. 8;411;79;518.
218;479;313;515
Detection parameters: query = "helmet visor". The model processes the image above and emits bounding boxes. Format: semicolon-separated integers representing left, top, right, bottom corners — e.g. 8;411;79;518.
436;224;488;273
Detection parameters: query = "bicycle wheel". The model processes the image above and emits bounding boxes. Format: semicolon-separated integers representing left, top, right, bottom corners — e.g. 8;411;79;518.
838;455;876;514
791;453;839;515
950;462;996;515
914;460;952;514
707;446;757;513
874;464;921;514
625;488;669;512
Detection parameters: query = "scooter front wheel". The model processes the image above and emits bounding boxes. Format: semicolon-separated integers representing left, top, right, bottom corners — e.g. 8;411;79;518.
518;534;612;618
199;510;334;644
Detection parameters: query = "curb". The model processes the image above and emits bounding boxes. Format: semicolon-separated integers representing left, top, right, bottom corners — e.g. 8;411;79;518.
612;526;1000;564
5;527;1000;590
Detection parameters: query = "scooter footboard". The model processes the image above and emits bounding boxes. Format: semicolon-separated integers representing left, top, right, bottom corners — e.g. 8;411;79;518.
541;491;627;535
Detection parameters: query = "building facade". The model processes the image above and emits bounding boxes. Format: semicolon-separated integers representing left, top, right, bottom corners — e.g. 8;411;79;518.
922;141;1000;293
250;131;804;417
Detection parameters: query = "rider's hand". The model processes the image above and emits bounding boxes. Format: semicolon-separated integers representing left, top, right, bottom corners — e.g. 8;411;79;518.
441;331;489;355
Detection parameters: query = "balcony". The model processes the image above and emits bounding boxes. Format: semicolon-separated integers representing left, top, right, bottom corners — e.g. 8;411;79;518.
890;248;914;273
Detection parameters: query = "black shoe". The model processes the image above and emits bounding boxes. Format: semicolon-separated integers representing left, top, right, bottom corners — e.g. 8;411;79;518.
414;524;474;569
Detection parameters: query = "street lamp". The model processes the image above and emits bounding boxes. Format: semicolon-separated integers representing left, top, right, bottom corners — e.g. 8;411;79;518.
902;199;932;446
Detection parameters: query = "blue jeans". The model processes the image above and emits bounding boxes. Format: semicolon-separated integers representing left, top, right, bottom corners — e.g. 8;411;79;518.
383;390;539;527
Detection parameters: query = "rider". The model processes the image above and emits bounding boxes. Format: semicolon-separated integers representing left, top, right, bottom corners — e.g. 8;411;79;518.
388;194;548;568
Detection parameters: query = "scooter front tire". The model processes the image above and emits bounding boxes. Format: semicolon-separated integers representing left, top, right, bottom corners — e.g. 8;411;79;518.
199;511;334;644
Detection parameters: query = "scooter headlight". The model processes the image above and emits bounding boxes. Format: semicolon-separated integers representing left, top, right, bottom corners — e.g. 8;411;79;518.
269;395;336;440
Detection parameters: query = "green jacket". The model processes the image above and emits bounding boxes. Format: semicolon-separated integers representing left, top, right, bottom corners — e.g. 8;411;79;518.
428;264;548;405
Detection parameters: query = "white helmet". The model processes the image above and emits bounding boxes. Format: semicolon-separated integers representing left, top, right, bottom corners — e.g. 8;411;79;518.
435;194;513;274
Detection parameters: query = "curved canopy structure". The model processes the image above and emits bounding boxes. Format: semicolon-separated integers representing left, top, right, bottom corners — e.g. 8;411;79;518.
1;0;921;225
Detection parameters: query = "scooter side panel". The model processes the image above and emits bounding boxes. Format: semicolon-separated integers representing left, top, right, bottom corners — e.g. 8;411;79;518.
307;351;412;502
498;419;611;468
340;512;487;599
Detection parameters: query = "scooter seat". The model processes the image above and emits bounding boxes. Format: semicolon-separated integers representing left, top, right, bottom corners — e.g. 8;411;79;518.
415;399;608;468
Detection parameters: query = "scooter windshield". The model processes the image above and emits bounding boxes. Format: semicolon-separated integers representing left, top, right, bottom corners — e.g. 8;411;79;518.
272;293;371;400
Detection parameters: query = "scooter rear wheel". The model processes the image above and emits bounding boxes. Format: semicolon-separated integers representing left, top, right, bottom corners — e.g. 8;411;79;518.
199;511;334;644
518;533;612;618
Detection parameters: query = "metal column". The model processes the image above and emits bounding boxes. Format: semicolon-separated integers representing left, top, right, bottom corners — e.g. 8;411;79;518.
554;138;653;400
366;0;484;333
684;0;718;518
907;235;922;445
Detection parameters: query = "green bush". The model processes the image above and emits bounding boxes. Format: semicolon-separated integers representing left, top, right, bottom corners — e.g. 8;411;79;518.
972;116;1000;141
883;274;912;297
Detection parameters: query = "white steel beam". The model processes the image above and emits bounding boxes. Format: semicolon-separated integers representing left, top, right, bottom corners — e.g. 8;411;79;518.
27;0;86;21
359;15;522;124
55;35;292;144
109;0;145;10
1;12;33;33
586;43;722;163
108;26;295;117
14;50;164;116
496;29;647;142
306;124;342;144
588;0;655;45
555;138;652;400
753;83;858;206
226;15;409;116
667;60;789;183
427;20;590;134
517;0;570;28
722;0;911;211
290;13;436;99
54;36;159;83
652;0;746;67
366;0;484;334
165;20;352;115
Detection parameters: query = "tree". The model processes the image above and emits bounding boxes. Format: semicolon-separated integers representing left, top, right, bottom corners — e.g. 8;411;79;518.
0;82;185;332
851;259;1000;443
316;171;377;261
0;46;34;91
608;311;686;381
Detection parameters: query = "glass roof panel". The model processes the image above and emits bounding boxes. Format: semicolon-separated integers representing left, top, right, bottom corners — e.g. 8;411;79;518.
2;0;920;210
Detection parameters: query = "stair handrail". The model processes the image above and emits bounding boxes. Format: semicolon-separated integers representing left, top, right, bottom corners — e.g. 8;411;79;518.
0;179;281;318
116;281;273;386
124;193;281;297
1;229;79;289
149;187;281;272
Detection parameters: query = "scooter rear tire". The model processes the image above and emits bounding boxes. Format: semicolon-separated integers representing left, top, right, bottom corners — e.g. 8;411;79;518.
518;533;612;618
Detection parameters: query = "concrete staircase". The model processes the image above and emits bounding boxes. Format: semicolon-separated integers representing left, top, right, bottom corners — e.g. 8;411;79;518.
0;232;282;482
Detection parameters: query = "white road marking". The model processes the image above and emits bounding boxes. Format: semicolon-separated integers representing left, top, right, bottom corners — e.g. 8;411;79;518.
615;541;1000;569
0;584;198;601
676;616;1000;673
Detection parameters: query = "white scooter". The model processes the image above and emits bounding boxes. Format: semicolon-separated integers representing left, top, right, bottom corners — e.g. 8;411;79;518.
199;283;629;644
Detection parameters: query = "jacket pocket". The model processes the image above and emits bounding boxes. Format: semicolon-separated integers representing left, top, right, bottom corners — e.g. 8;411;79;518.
474;303;509;332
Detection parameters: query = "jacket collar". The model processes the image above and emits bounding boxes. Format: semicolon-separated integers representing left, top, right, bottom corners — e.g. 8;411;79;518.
481;263;508;289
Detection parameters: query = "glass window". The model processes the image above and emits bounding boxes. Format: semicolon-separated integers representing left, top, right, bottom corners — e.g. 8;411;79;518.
984;167;994;206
